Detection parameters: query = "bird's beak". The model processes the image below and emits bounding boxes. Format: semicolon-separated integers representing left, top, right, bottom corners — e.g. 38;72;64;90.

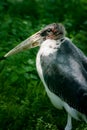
4;31;42;58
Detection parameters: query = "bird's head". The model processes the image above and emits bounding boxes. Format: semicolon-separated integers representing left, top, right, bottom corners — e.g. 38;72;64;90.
4;23;65;58
40;23;65;40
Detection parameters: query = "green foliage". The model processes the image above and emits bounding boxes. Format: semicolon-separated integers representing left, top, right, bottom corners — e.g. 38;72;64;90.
0;0;87;130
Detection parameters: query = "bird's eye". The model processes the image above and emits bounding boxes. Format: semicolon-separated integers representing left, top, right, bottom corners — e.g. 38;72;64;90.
47;28;52;32
40;28;52;37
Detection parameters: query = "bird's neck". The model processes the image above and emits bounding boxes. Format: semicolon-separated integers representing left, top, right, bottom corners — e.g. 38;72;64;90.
38;37;65;57
40;37;65;49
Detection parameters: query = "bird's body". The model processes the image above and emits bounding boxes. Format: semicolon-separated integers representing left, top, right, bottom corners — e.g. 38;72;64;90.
36;37;87;129
4;23;87;130
36;36;87;129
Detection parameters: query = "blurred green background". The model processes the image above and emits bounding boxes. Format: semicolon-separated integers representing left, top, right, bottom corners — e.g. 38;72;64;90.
0;0;87;130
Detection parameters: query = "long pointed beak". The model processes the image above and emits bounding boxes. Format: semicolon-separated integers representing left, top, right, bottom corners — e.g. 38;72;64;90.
4;31;42;58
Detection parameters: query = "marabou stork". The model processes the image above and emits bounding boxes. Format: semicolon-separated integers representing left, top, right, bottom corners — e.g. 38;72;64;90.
3;23;87;130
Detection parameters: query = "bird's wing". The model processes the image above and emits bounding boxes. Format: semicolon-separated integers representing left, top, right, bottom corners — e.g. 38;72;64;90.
70;39;87;71
40;38;87;115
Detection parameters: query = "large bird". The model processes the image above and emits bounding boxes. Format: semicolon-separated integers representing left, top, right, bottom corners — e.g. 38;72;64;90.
3;23;87;130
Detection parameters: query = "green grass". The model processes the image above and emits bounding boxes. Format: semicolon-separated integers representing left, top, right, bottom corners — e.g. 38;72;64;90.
0;0;87;130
